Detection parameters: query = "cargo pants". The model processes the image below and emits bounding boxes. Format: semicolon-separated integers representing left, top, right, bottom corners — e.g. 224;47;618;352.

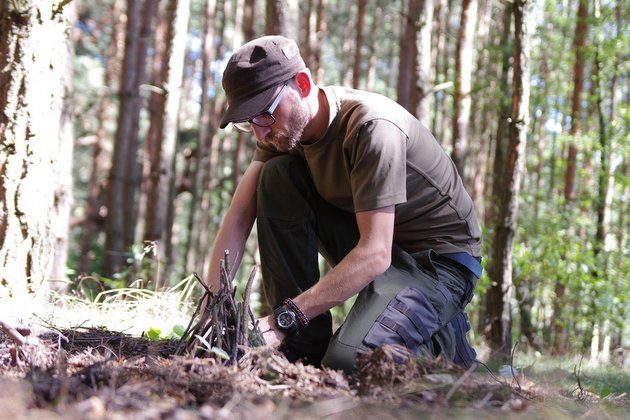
257;156;477;371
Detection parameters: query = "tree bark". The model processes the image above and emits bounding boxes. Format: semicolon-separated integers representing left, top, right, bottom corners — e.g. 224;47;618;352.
184;0;218;275
366;0;383;91
313;0;328;83
451;0;478;180
0;0;73;302
397;0;421;114
553;0;588;354
484;0;530;361
562;0;588;204
104;0;157;277
352;0;367;89
415;0;434;126
78;0;125;274
143;0;191;286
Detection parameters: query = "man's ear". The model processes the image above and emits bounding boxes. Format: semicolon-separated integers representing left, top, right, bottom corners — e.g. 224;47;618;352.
294;71;312;98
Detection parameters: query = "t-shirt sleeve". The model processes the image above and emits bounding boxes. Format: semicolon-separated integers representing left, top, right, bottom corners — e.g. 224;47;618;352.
348;119;408;212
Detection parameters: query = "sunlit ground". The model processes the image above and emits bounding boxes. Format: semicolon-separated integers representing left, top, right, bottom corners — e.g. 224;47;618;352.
1;282;628;418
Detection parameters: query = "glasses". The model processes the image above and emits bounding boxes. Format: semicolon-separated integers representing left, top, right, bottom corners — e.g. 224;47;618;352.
232;79;291;133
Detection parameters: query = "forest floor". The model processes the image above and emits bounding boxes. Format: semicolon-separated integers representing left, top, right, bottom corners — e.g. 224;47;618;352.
1;327;628;419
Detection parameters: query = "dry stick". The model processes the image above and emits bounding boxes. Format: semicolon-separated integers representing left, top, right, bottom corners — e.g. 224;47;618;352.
573;354;585;399
445;363;477;402
240;265;258;344
510;341;522;391
174;289;210;354
0;320;27;346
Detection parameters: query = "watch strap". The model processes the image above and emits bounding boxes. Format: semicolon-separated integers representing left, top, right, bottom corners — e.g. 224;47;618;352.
283;298;309;328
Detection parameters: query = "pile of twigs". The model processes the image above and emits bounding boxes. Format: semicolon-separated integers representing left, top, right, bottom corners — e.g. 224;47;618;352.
174;252;264;364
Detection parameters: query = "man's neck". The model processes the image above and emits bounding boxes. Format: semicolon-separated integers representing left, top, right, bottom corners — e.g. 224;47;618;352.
301;87;329;144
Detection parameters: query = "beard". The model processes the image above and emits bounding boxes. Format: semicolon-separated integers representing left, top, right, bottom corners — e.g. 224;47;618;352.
262;103;310;153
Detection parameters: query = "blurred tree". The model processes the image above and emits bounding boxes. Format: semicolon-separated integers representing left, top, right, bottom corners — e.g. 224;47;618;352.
78;0;125;274
104;0;158;277
351;0;366;89
0;0;74;300
143;0;191;286
552;0;588;354
451;0;478;179
484;0;530;360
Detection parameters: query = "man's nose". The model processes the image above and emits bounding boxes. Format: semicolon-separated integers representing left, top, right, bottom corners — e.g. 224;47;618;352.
252;124;271;141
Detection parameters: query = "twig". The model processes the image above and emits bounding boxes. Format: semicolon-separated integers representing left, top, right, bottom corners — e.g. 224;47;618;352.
193;272;212;295
445;362;476;402
240;265;258;343
510;341;522;391
573;354;585;400
0;320;27;346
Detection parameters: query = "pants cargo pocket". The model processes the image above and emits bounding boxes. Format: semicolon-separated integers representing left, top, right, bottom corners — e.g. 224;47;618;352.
363;287;441;353
449;311;477;368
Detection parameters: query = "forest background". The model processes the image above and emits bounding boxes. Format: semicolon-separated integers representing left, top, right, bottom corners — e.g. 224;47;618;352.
0;0;628;365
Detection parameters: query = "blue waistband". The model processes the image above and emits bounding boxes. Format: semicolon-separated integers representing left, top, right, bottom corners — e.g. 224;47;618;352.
441;252;483;278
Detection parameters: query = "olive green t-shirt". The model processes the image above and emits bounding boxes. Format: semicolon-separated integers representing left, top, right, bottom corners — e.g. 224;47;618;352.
252;86;482;257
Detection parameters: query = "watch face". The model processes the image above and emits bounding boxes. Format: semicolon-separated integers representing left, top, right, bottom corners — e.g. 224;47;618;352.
277;311;295;328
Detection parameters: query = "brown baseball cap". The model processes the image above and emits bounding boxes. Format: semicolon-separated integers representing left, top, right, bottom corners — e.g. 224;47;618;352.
219;36;306;129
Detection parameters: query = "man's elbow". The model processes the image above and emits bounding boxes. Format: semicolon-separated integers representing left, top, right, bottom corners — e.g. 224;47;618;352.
370;247;392;276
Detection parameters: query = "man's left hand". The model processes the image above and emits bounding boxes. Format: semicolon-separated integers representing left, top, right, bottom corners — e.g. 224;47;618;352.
257;315;286;348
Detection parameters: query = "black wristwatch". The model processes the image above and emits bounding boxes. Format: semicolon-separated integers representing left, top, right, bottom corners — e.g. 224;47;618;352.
273;305;299;334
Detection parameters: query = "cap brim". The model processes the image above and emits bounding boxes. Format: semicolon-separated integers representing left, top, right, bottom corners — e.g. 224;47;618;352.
219;85;278;129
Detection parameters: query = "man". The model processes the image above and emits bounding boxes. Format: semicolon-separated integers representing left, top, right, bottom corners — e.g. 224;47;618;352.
207;35;482;372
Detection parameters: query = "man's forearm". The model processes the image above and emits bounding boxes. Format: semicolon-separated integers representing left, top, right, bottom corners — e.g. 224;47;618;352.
291;241;391;321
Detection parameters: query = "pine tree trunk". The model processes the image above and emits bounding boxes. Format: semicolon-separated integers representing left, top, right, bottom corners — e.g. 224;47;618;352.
485;0;530;361
143;0;190;286
243;0;256;41
553;0;588;354
563;0;588;204
105;0;158;277
466;0;492;218
104;0;142;276
352;0;367;89
49;3;76;291
415;0;434;126
78;0;125;274
0;0;73;302
366;0;383;91
397;0;421;114
313;0;328;83
184;0;217;275
451;0;478;179
483;3;512;230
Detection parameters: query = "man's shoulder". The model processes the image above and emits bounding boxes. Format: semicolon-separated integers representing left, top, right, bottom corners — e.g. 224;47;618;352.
324;86;417;137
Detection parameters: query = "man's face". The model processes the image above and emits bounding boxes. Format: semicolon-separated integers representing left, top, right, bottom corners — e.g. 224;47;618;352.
252;87;309;153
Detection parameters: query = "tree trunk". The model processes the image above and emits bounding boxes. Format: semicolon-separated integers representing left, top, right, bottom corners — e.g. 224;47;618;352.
78;0;125;274
0;0;73;302
553;0;588;354
466;0;492;218
313;0;328;83
366;0;384;91
184;0;217;275
483;3;512;230
352;0;367;89
104;0;158;277
143;0;190;287
49;3;77;292
451;0;478;180
397;0;421;114
562;0;588;204
415;0;434;126
265;0;297;39
484;0;530;361
243;0;256;41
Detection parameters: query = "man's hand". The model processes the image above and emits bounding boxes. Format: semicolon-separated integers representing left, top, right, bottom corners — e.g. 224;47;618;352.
257;315;286;348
